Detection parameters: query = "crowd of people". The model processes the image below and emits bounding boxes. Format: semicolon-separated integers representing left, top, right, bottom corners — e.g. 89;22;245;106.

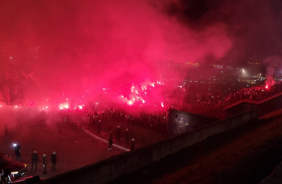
42;82;282;144
192;82;282;108
43;107;168;152
1;80;282;183
87;108;169;134
13;143;57;174
0;144;56;183
30;151;56;174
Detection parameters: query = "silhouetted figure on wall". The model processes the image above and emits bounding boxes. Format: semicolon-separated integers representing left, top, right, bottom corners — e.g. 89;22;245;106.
51;152;57;171
108;131;113;150
13;143;22;162
130;138;135;151
125;128;130;145
31;151;39;170
42;154;47;174
97;118;101;134
0;169;4;183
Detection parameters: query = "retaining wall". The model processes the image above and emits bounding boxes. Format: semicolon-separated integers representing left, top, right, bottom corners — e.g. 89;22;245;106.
41;110;258;184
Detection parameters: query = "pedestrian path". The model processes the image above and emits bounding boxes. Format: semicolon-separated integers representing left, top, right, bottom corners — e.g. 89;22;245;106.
82;128;130;152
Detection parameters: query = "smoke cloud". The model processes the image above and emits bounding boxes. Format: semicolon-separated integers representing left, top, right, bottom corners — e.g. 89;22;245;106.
0;0;281;110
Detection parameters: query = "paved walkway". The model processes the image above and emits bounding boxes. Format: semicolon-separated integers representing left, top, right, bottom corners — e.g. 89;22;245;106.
0;122;125;180
82;128;130;151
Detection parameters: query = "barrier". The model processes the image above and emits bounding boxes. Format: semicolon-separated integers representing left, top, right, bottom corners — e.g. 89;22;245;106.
225;92;282;117
41;110;258;184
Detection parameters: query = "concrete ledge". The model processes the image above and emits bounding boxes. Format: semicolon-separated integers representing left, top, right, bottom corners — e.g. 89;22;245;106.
40;110;258;184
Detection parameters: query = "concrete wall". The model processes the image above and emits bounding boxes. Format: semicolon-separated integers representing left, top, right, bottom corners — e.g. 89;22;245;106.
225;93;282;117
41;110;258;184
258;94;282;116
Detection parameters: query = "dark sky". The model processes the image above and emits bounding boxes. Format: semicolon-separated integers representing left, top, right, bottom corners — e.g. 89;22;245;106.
163;0;282;63
0;0;281;107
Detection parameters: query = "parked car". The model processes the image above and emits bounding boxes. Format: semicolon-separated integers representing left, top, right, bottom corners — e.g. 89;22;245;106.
0;153;27;183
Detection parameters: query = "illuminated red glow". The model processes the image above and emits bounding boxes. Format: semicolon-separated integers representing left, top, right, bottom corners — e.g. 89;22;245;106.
0;1;234;113
13;78;174;114
59;103;69;110
34;78;175;114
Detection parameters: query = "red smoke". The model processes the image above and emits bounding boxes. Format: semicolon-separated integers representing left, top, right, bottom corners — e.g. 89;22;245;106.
0;0;233;111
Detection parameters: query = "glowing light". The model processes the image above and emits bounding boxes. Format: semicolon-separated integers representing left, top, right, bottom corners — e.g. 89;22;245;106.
128;101;133;105
265;85;269;89
13;143;17;147
161;102;164;107
78;105;83;110
64;104;69;109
